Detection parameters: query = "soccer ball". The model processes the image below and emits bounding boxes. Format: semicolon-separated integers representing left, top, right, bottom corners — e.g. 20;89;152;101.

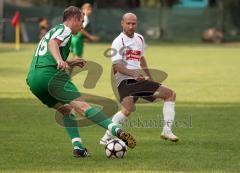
105;139;127;158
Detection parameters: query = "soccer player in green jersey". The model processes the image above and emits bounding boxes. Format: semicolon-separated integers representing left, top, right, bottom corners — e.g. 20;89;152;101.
71;3;98;58
26;6;136;158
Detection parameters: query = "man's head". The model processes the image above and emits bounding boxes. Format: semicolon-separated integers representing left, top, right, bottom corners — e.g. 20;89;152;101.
121;13;137;38
63;6;84;34
81;3;92;16
39;17;49;29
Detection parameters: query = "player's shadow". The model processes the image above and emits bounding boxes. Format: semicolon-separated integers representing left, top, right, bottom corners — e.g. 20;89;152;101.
69;61;103;89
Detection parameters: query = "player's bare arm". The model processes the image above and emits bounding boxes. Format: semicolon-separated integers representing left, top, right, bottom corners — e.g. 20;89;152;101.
140;56;153;81
67;58;86;68
48;38;68;70
81;29;99;42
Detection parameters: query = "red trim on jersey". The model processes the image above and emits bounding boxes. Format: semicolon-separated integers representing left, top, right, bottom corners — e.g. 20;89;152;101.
121;35;143;62
53;38;63;46
125;49;141;61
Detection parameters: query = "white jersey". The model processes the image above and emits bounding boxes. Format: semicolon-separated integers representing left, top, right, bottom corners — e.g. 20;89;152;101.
83;15;89;28
111;32;145;86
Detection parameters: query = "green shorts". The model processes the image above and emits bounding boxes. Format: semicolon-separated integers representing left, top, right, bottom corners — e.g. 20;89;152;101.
71;32;84;57
26;66;81;108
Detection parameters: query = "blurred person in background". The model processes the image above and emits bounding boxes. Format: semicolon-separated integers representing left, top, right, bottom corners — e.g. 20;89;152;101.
71;3;99;58
38;17;49;40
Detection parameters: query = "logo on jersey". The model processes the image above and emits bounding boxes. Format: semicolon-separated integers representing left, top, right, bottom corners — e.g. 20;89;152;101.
125;50;141;61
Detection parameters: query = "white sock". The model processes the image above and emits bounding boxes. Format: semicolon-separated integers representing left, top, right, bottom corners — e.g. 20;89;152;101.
163;101;175;131
104;111;128;138
112;111;128;125
72;137;82;144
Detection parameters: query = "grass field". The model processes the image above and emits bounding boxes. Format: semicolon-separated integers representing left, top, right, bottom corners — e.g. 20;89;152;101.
0;43;240;173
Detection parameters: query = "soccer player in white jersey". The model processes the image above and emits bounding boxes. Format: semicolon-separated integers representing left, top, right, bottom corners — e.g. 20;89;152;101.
100;13;179;145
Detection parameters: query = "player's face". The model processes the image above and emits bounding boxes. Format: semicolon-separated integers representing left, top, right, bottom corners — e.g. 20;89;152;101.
122;17;137;37
71;14;84;34
84;7;92;16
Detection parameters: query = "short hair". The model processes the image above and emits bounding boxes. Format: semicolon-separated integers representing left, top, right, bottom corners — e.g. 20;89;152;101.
81;3;92;10
63;6;82;22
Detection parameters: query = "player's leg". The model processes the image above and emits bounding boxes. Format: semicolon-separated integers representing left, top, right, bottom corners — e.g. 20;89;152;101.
70;32;84;59
153;85;178;142
100;96;135;145
53;103;89;157
101;78;160;145
69;97;136;148
49;71;135;148
27;70;89;157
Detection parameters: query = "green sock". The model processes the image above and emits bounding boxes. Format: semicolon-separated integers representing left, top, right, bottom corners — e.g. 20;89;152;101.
63;113;85;149
85;107;120;136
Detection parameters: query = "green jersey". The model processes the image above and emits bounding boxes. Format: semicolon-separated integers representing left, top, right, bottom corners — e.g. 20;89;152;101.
28;24;72;72
26;24;82;107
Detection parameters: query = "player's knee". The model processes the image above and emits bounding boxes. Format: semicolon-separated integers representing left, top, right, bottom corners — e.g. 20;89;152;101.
70;99;91;112
171;90;176;99
162;88;176;101
167;89;176;101
57;104;72;115
122;109;132;116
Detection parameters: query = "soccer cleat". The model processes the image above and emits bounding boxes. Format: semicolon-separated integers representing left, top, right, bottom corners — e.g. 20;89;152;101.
160;130;179;142
73;147;90;158
116;129;136;149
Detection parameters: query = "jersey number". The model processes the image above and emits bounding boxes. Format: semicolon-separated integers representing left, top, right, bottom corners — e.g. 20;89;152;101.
35;32;50;56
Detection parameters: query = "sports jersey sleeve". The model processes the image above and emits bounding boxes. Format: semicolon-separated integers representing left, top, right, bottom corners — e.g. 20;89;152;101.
111;39;123;64
137;34;145;56
141;37;145;56
50;26;71;41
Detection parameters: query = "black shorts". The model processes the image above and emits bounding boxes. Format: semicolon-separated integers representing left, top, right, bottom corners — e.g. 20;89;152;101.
118;79;161;102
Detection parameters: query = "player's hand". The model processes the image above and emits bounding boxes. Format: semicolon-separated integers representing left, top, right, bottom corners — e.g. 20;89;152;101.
67;58;86;68
134;74;145;81
57;59;68;71
145;76;153;81
90;35;99;42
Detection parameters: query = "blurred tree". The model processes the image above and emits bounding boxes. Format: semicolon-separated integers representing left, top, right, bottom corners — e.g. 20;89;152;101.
222;0;240;29
160;0;179;7
23;0;140;8
158;0;179;39
209;0;217;7
94;0;140;8
140;0;160;8
6;0;94;7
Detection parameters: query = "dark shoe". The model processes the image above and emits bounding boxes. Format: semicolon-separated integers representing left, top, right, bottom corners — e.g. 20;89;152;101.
117;129;136;149
73;147;90;158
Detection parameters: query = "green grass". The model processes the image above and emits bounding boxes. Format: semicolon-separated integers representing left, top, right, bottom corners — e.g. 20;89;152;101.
0;43;240;173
